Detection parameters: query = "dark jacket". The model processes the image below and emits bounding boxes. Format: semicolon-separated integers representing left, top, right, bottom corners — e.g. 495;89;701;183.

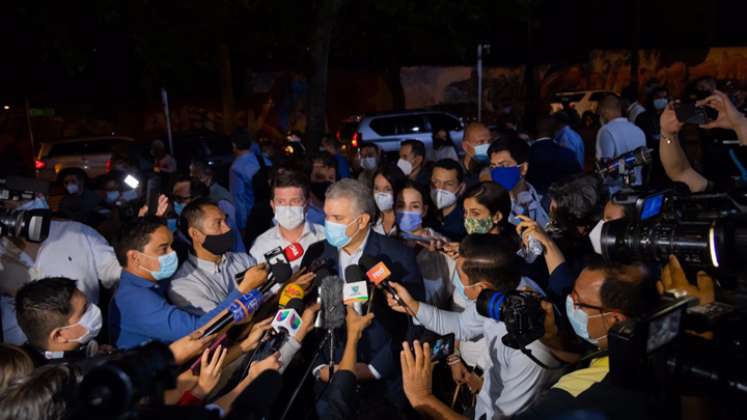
527;138;583;195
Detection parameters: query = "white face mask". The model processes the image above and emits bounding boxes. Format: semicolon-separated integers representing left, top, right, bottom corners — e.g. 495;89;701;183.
430;188;458;210
361;157;378;171
589;219;605;255
275;205;305;230
374;192;394;212
64;303;103;344
397;158;413;176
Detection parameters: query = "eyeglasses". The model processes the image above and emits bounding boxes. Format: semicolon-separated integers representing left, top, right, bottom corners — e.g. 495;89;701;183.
570;290;608;313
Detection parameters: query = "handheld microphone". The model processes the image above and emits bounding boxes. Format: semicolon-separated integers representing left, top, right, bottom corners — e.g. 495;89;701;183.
596;146;653;177
271;298;305;338
234;243;302;282
365;261;418;319
344;265;369;315
283;242;304;263
279;283;305;308
201;289;263;338
259;261;293;295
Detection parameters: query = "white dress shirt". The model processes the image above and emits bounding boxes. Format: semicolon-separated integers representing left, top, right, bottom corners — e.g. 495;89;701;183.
249;222;325;272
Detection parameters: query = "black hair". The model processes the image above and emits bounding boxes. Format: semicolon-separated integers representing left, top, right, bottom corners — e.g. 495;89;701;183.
396;179;434;225
463;181;511;233
180;197;219;234
432;127;455;149
547;175;604;233
432;159;464;184
231;129;254;151
15;278;78;348
114;218;166;266
0;363;80;420
488;136;530;165
306;151;337;171
459;234;521;294
359;142;380;153
372;162;407;198
401;139;426;159
190;160;214;177
585;261;660;317
271;169;310;199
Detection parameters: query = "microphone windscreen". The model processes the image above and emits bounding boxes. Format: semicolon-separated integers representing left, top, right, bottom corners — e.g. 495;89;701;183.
271;261;293;284
279;284;305;308
320;276;345;330
344;264;365;284
284;242;304;262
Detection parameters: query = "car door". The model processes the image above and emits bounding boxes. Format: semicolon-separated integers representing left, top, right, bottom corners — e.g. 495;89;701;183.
84;139;129;178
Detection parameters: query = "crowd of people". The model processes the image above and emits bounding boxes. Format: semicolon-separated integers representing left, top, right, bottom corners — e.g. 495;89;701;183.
0;76;745;420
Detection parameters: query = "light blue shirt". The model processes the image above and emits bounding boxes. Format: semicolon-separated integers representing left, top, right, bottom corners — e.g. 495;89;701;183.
554;125;585;168
509;183;550;229
229;152;270;231
596;117;646;192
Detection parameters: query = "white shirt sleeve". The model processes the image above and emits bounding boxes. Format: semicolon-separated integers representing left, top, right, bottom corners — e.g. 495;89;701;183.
277;338;302;374
84;224;122;288
416;302;485;341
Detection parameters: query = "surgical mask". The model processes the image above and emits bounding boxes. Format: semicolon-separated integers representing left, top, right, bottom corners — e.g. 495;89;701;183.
430;189;458;210
105;191;120;204
396;210;422;233
565;295;606;346
464;217;493;235
121;190;138;202
201;230;236;256
361;157;378;171
65;183;80;195
64;303;103;344
374;192;394;212
17;196;49;211
140;251;179;281
174;202;187;216
473;144;490;162
653;98;668;111
275;205;305;230
490;166;522;191
589;219;604;255
397;158;413;176
451;270;468;301
325;217;359;249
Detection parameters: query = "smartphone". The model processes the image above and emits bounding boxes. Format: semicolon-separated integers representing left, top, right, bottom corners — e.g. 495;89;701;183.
123;174;140;189
145;176;161;217
190;333;228;375
674;102;716;125
429;333;455;362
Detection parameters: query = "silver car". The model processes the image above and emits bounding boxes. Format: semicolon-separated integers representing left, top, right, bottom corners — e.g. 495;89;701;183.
339;111;464;155
35;136;136;182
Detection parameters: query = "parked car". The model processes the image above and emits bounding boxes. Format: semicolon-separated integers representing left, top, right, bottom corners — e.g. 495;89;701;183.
549;90;615;116
336;110;464;156
35;136;136;183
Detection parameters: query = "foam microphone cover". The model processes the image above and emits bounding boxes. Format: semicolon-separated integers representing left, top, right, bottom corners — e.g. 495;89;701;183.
270;261;293;284
320;276;345;330
344;265;365;284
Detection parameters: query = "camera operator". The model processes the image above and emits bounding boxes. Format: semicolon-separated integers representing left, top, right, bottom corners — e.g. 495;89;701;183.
660;90;747;193
0;195;121;346
386;234;557;420
109;218;268;349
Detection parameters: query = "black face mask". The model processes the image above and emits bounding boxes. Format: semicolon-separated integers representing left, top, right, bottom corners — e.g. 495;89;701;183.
310;181;331;200
201;230;235;256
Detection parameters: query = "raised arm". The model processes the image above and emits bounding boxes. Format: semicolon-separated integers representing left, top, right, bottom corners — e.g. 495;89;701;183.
659;104;710;193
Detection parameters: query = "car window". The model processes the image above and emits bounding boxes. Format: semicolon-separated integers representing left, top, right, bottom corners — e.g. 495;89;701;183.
46;140;128;157
369;118;398;136
589;92;614;102
398;115;429;134
551;93;585;103
428;113;461;131
85;140;127;155
47;142;87;157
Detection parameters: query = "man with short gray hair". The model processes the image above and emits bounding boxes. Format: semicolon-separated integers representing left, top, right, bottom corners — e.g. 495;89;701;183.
306;178;425;412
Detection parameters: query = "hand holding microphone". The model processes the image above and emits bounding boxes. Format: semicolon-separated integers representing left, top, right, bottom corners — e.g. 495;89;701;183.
384;282;420;318
240;317;273;353
365;261;419;318
238;263;270;294
346;306;375;341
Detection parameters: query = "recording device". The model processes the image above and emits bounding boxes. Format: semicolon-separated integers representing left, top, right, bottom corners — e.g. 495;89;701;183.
344;265;369;315
318;276;345;330
201;289;264;338
601;189;747;273
674;101;717;125
476;289;546;350
595;146;653;183
430;333;455;362
145;176;161;217
77;341;177;418
0;176;52;242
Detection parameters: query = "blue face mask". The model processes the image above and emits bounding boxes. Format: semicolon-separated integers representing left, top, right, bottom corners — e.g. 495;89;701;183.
565;295;605;346
174;202;186;216
166;218;178;233
473;143;490;162
141;251;179;281
396;210;422;233
325;218;359;249
490;166;522;191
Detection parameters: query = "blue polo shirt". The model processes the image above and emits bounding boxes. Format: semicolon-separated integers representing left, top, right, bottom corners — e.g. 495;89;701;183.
109;271;242;349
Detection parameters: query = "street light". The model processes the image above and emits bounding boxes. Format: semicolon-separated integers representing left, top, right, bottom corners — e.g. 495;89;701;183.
477;44;491;122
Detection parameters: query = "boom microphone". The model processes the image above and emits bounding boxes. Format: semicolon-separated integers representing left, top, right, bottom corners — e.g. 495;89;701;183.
201;289;263;338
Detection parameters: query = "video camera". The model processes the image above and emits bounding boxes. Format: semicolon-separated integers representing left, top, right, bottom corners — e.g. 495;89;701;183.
0;176;51;242
601;188;747;274
476;289;545;351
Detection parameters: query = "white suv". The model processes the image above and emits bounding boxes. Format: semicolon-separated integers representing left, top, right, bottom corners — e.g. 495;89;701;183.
35;136;136;182
338;111;464;155
549;90;615;116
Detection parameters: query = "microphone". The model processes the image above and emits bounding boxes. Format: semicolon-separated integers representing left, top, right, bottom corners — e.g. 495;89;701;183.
284;242;304;263
271;298;305;339
319;276;345;330
279;283;305;308
235;243;302;282
201;289;263;338
344;265;369;315
596;146;653;177
365;260;419;320
259;261;293;295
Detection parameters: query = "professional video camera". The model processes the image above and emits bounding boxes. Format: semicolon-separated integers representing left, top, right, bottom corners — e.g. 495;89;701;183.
608;295;747;402
0;176;51;242
601;188;747;274
476;289;547;365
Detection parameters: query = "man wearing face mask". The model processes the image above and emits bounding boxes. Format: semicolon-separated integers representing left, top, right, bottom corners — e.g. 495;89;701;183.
167;199;257;315
460;122;494;187
109;218;268;349
430;159;468;242
250;170;325;272
356;142;381;187
386;234;557;420
398;139;430;190
58;172;102;226
515;262;660;420
15;277;105;366
488;137;551;229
